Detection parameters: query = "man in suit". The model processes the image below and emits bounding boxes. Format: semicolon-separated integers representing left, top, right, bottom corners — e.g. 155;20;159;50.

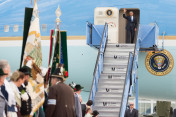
173;108;176;117
124;102;138;117
74;84;83;117
123;8;137;43
45;68;76;117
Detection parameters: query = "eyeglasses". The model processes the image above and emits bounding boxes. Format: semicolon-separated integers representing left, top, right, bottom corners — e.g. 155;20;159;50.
130;104;134;106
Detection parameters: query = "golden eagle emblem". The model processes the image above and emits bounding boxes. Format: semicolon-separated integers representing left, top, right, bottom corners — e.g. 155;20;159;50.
154;56;165;69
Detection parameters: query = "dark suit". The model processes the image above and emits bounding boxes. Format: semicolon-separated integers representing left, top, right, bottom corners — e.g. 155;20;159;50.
81;104;86;117
124;109;138;117
18;84;32;116
123;14;137;43
173;109;176;117
45;82;76;117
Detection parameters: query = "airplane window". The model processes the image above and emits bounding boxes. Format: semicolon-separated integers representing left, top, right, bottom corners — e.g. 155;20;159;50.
13;25;19;32
4;25;9;32
41;24;47;32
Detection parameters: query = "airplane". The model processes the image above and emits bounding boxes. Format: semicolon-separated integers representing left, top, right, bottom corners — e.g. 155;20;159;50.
0;0;176;116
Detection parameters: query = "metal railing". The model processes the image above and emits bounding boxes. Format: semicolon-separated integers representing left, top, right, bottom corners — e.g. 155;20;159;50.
86;22;93;45
129;36;140;95
89;23;108;102
120;32;140;116
120;52;134;117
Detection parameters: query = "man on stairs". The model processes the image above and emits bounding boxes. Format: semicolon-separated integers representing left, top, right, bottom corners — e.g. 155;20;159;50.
124;102;138;117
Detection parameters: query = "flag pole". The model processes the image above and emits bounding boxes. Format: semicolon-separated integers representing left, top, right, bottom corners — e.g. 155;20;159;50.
56;6;62;63
47;5;62;84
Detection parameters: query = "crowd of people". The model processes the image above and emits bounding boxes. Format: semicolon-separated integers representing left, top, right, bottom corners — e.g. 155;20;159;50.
0;60;32;117
0;59;99;117
45;67;99;117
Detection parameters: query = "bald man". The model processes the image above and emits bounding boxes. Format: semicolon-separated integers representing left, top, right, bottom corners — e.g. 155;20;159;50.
124;102;138;117
123;9;137;43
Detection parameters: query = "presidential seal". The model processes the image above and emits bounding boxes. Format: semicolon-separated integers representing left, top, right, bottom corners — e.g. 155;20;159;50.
106;9;113;17
145;49;174;76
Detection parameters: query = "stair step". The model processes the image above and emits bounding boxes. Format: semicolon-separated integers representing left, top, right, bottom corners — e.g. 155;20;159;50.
93;105;121;111
94;99;122;103
94;101;121;107
103;64;127;69
103;63;128;67
107;43;135;48
104;51;130;57
100;73;126;79
98;111;120;116
103;59;128;64
94;97;122;101
98;83;124;88
98;79;125;84
105;48;134;52
98;81;124;85
95;92;123;98
106;44;134;49
103;65;127;73
104;56;129;62
103;70;126;74
97;87;123;93
94;97;122;102
104;55;129;60
97;88;124;93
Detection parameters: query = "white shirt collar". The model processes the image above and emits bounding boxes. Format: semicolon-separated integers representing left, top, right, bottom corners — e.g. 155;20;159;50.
22;83;25;87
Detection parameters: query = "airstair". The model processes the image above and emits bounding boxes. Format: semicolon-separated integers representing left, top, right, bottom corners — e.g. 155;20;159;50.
93;43;135;117
87;21;159;117
88;23;139;117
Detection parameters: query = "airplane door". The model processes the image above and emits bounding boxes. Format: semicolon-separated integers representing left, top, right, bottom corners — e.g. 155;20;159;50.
119;8;140;43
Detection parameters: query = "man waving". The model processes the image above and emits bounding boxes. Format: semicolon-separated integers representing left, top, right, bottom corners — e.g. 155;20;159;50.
123;8;137;43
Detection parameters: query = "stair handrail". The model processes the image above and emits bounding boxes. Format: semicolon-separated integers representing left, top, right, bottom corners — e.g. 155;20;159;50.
130;41;137;85
120;52;134;117
128;34;140;111
89;23;108;102
120;36;140;117
93;23;108;76
129;32;140;94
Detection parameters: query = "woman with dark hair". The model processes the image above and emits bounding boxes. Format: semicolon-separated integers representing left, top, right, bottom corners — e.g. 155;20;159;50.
92;110;99;117
82;100;93;117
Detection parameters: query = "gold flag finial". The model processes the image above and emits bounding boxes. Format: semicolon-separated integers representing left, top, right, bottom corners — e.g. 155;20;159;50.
31;0;38;4
55;5;61;29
